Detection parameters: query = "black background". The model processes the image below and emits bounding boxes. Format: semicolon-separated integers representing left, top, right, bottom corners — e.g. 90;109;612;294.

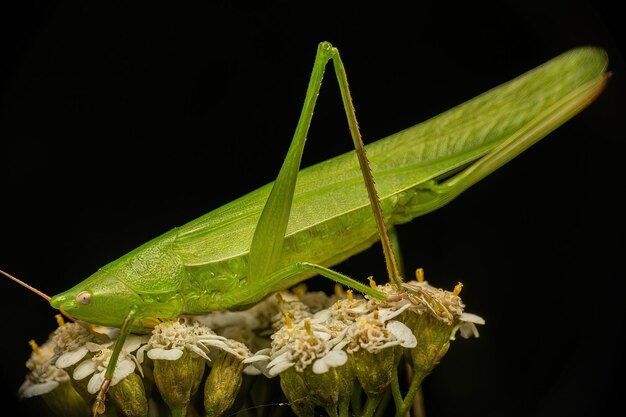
1;1;624;416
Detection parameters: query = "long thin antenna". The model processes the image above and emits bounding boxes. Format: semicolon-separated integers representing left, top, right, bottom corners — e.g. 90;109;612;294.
1;268;76;322
0;268;51;301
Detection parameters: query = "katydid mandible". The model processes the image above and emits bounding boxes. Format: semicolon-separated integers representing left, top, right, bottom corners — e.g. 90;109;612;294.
3;41;608;412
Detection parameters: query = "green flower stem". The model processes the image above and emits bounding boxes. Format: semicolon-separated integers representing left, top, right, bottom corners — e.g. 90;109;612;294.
324;405;339;417
351;387;363;416
395;371;426;417
362;395;383;417
390;369;404;411
412;388;426;417
168;405;186;417
339;396;350;417
186;404;202;417
373;390;391;417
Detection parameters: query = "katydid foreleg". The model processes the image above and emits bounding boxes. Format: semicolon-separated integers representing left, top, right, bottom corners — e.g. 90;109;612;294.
92;306;140;416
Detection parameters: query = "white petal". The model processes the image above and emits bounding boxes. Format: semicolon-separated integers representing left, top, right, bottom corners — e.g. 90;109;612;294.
18;380;59;398
270;345;289;358
136;345;147;363
73;360;98;380
56;346;89;368
194;311;260;329
386;320;417;348
460;312;485;325
86;341;113;352
251;347;271;357
311;309;332;323
208;340;240;357
377;304;411;322
268;359;295;376
186;344;211;361
332;339;350;352
312;350;347;374
244;358;272;378
196;333;228;342
326;327;349;350
312;359;330;374
87;372;105;394
267;351;291;369
367;340;402;353
458;322;480;339
312;331;331;341
243;364;262;375
324;350;348;367
147;347;183;361
111;359;136;385
197;339;227;352
122;334;147;353
89;325;119;339
243;354;271;364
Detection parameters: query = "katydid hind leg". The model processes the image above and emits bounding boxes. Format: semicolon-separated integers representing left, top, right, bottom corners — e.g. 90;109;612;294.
330;49;402;285
248;41;401;293
248;42;337;283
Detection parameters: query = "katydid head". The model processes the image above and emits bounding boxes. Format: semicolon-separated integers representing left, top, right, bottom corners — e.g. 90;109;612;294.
49;269;145;328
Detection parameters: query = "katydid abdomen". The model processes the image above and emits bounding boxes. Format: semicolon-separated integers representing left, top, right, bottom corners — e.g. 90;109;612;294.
49;46;608;329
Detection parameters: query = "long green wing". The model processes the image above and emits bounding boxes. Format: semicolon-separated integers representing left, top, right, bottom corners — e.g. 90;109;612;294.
173;47;608;267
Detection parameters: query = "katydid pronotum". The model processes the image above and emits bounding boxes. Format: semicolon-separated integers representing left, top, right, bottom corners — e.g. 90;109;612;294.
2;41;608;414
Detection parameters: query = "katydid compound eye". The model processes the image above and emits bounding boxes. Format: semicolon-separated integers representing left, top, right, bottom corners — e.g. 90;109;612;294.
76;291;92;305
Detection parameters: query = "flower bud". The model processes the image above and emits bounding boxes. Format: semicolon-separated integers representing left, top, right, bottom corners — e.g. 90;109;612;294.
278;351;354;416
204;351;244;417
315;353;356;415
278;367;314;417
352;345;398;397
405;313;452;380
108;372;148;417
39;380;91;417
19;334;92;417
153;349;206;417
400;279;484;383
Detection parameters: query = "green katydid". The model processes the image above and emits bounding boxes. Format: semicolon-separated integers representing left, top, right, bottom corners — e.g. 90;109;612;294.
2;41;608;414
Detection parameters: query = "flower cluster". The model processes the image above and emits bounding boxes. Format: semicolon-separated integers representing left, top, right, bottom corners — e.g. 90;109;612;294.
19;273;484;417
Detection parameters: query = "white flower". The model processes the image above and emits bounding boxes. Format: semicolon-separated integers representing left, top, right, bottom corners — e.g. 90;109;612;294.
18;338;69;399
137;320;249;363
189;309;271;353
55;339;113;369
49;321;101;366
244;318;347;377
190;310;261;332
346;309;416;354
58;334;147;395
329;296;371;325
19;320;112;399
400;280;465;324
271;293;313;331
